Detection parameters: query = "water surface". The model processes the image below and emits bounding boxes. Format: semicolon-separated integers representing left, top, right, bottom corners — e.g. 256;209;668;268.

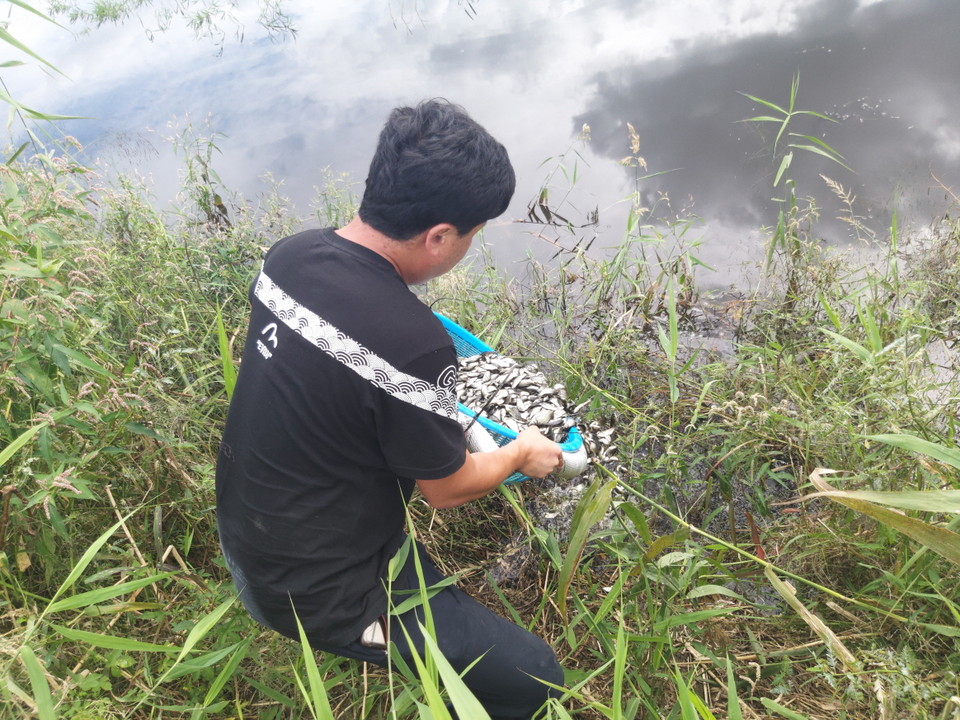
8;0;959;290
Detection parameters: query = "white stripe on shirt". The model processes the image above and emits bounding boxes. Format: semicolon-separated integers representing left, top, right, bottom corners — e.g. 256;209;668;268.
253;269;457;420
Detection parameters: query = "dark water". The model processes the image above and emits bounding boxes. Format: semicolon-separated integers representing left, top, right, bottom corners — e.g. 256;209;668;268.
8;0;960;291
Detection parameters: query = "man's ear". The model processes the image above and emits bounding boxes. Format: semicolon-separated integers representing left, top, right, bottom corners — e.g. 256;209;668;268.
422;223;457;254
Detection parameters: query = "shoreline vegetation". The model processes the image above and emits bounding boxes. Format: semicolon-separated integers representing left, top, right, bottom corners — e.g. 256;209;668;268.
0;114;958;719
0;9;958;710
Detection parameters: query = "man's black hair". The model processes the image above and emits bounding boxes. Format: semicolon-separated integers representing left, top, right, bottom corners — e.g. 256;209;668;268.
358;99;516;241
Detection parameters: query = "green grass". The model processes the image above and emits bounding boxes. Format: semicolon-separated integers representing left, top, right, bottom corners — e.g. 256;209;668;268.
1;109;959;720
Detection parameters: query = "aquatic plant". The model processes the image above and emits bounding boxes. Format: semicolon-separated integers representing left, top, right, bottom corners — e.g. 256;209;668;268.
46;0;296;46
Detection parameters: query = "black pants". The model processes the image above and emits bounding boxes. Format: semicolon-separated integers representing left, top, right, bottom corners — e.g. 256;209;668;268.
233;541;563;720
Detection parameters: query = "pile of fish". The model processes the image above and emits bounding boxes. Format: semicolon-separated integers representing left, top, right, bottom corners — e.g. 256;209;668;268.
455;352;618;467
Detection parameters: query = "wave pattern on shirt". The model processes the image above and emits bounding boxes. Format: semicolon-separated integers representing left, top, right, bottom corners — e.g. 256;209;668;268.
254;270;457;420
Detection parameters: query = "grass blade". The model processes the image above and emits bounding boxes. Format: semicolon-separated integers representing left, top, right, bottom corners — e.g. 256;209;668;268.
819;327;873;363
556;478;616;617
674;670;698;720
172;597;237;667
760;697;811;719
393;620;453;720
215;305;237;400
653;607;734;633
774;151;793;187
46;572;175;613
0;421;50;469
0;86;86;119
611;616;627;720
390;574;459;615
51;343;113;378
725;659;743;720
690;685;718;720
420;628;491;720
855;300;882;353
737;92;787;116
7;0;62;25
44;516;127;610
810;469;960;566
0;26;64;75
1;407;75;470
866;434;960;470
201;639;250;707
788;140;853;172
788;131;845;156
802;488;960;514
164;642;246;681
50;624;176;652
292;604;335;719
764;566;859;672
242;675;297;709
19;645;55;720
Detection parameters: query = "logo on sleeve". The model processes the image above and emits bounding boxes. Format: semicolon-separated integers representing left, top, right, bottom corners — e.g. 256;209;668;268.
257;322;279;359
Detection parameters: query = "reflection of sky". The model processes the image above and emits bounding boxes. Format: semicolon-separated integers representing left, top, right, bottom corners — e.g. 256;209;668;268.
4;0;959;290
577;0;960;245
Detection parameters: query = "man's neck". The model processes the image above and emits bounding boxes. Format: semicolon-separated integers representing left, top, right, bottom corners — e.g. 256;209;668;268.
336;217;408;281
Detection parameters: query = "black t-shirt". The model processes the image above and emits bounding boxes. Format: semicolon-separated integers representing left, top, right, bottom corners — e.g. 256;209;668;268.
215;228;466;645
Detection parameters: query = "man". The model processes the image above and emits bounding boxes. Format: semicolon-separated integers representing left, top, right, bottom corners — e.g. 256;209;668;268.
215;99;565;719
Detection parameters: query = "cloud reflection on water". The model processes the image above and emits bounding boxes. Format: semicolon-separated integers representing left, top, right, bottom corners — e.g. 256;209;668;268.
578;0;959;225
4;0;959;289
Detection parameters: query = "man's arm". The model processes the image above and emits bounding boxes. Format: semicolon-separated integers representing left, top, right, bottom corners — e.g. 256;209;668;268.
416;427;563;509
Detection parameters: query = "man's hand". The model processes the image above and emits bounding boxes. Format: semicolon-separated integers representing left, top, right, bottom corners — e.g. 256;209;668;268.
416;426;563;509
511;426;564;478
